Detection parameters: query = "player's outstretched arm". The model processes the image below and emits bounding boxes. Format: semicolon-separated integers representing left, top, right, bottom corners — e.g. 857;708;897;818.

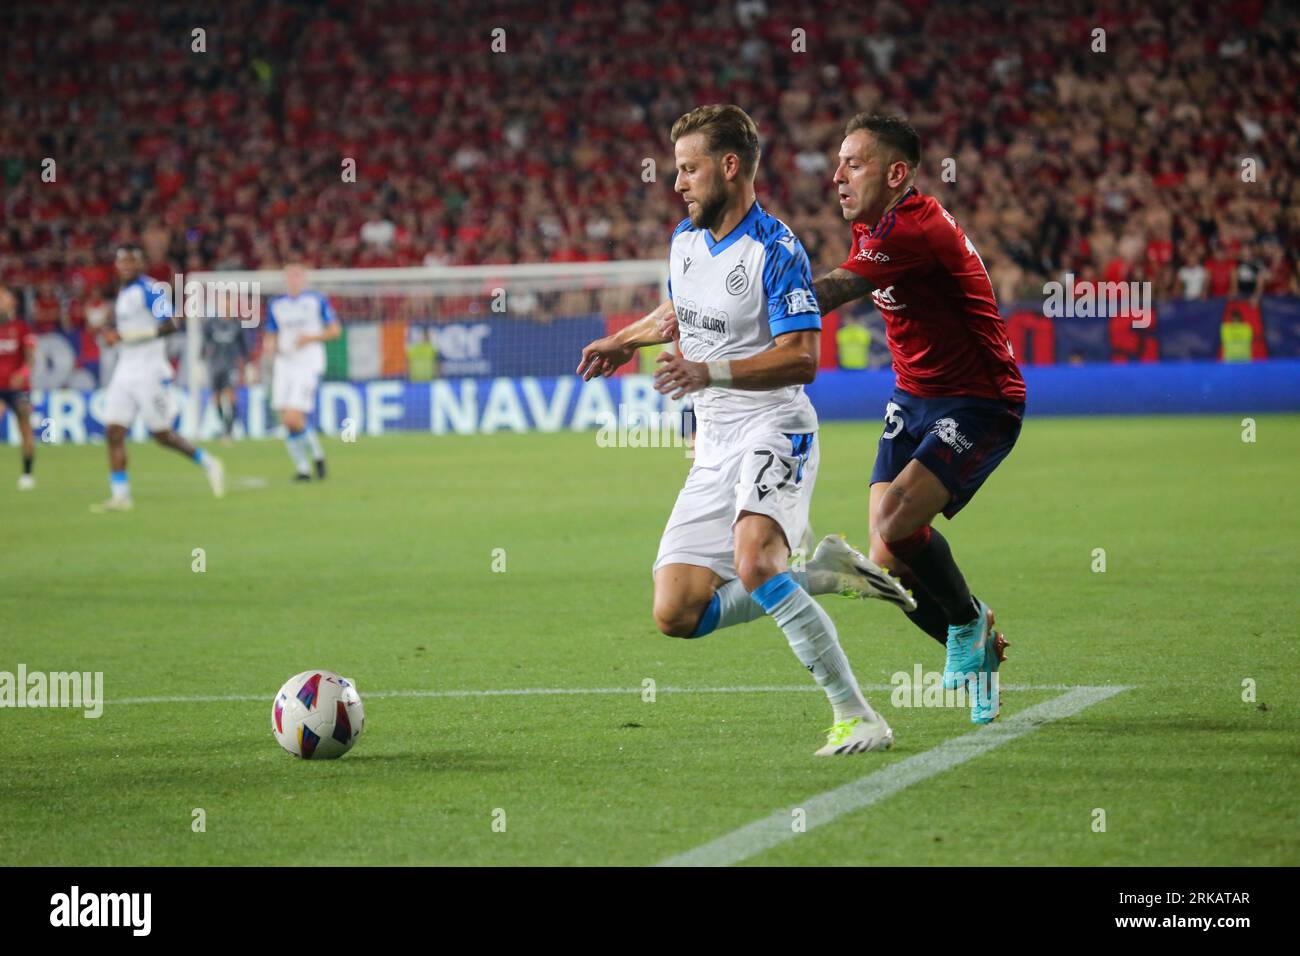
653;330;819;400
577;299;675;380
813;268;875;315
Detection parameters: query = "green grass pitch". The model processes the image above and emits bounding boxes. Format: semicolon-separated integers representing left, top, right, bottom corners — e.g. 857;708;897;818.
2;414;1297;866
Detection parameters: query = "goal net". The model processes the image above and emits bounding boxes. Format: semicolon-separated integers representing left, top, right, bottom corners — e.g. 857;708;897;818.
180;261;672;441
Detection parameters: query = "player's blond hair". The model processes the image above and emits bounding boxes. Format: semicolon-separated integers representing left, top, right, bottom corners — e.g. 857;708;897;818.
670;104;761;179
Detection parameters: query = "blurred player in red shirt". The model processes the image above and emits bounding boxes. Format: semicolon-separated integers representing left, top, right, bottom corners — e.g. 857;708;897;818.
812;115;1026;724
0;285;38;490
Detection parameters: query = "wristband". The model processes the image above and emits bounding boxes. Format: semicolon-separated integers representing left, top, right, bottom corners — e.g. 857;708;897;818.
119;326;159;344
706;360;733;388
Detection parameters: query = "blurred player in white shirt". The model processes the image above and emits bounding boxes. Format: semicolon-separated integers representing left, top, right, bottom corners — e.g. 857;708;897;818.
94;246;224;512
262;262;340;481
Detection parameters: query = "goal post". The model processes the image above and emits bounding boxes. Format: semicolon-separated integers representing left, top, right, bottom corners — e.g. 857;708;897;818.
181;260;671;441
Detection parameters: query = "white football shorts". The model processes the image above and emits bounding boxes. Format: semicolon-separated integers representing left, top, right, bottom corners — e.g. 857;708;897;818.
654;418;819;580
271;362;320;413
103;368;177;432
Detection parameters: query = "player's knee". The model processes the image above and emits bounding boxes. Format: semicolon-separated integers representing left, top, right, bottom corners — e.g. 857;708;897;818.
652;603;702;639
873;506;915;546
735;552;781;594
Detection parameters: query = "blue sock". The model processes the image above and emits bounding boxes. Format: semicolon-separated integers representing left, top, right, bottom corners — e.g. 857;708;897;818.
192;448;208;467
751;573;800;613
689;594;722;638
109;470;130;497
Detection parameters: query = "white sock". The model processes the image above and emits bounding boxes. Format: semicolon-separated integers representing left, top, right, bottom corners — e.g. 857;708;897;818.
304;427;324;462
697;571;839;635
285;430;310;474
753;574;872;723
793;568;840;596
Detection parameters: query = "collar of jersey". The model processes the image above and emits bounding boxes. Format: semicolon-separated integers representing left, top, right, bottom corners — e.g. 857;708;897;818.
864;186;918;239
702;200;763;257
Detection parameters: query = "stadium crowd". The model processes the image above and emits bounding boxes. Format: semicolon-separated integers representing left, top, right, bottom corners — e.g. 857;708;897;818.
1;0;1297;334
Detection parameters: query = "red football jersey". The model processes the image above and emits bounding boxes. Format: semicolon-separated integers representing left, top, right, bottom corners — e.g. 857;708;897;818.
839;188;1026;402
0;318;36;387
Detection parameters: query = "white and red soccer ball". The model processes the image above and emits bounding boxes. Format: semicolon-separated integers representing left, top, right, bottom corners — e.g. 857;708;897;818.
272;670;365;759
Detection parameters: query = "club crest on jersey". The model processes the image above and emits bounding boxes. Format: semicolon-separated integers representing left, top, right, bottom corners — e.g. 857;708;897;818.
931;418;973;453
725;262;749;296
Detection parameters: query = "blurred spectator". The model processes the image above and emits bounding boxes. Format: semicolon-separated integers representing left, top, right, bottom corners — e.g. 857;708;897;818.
0;0;1295;324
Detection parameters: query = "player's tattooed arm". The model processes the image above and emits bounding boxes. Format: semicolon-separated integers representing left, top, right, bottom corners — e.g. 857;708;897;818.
577;299;675;380
653;330;819;399
813;268;875;314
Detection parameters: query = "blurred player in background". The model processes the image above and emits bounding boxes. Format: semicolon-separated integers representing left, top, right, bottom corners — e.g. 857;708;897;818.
579;105;915;756
203;308;249;445
0;285;37;490
811;115;1026;723
94;245;225;512
263;262;339;481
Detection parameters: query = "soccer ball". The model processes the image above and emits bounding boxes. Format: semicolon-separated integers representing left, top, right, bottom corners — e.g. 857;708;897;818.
271;670;365;759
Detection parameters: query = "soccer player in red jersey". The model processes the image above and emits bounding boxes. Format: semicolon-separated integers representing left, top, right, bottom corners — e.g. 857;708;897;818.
811;115;1026;723
0;285;38;490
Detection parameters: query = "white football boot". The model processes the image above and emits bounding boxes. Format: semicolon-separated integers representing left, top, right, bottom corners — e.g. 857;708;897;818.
808;534;917;612
204;454;226;498
17;474;35;490
815;713;895;756
90;494;134;513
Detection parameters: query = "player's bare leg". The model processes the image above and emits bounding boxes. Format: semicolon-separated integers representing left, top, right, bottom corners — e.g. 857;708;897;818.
91;423;134;511
2;397;36;489
872;462;1004;721
152;429;225;498
280;407;324;481
652;562;724;638
869;479;1008;659
733;511;891;755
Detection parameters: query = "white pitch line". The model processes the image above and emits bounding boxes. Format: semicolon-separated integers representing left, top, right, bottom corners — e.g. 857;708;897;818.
105;684;1122;706
656;685;1131;868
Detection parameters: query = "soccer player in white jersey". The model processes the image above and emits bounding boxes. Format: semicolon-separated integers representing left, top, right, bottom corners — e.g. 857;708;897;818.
263;263;339;481
94;246;225;512
578;106;914;756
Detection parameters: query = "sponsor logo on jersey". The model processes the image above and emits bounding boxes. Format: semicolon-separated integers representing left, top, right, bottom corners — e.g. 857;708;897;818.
855;247;891;263
785;288;818;315
777;234;799;255
931;417;974;453
676;299;730;343
871;285;907;312
725;262;749;296
683;256;693;274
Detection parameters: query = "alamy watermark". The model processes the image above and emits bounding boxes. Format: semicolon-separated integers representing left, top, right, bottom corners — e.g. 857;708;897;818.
595;405;694;455
149;272;261;328
1043;273;1153;328
890;664;997;709
0;664;104;718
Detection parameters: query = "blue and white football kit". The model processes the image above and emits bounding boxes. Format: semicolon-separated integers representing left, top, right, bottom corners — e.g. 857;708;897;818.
653;201;823;579
104;277;177;432
267;292;336;413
